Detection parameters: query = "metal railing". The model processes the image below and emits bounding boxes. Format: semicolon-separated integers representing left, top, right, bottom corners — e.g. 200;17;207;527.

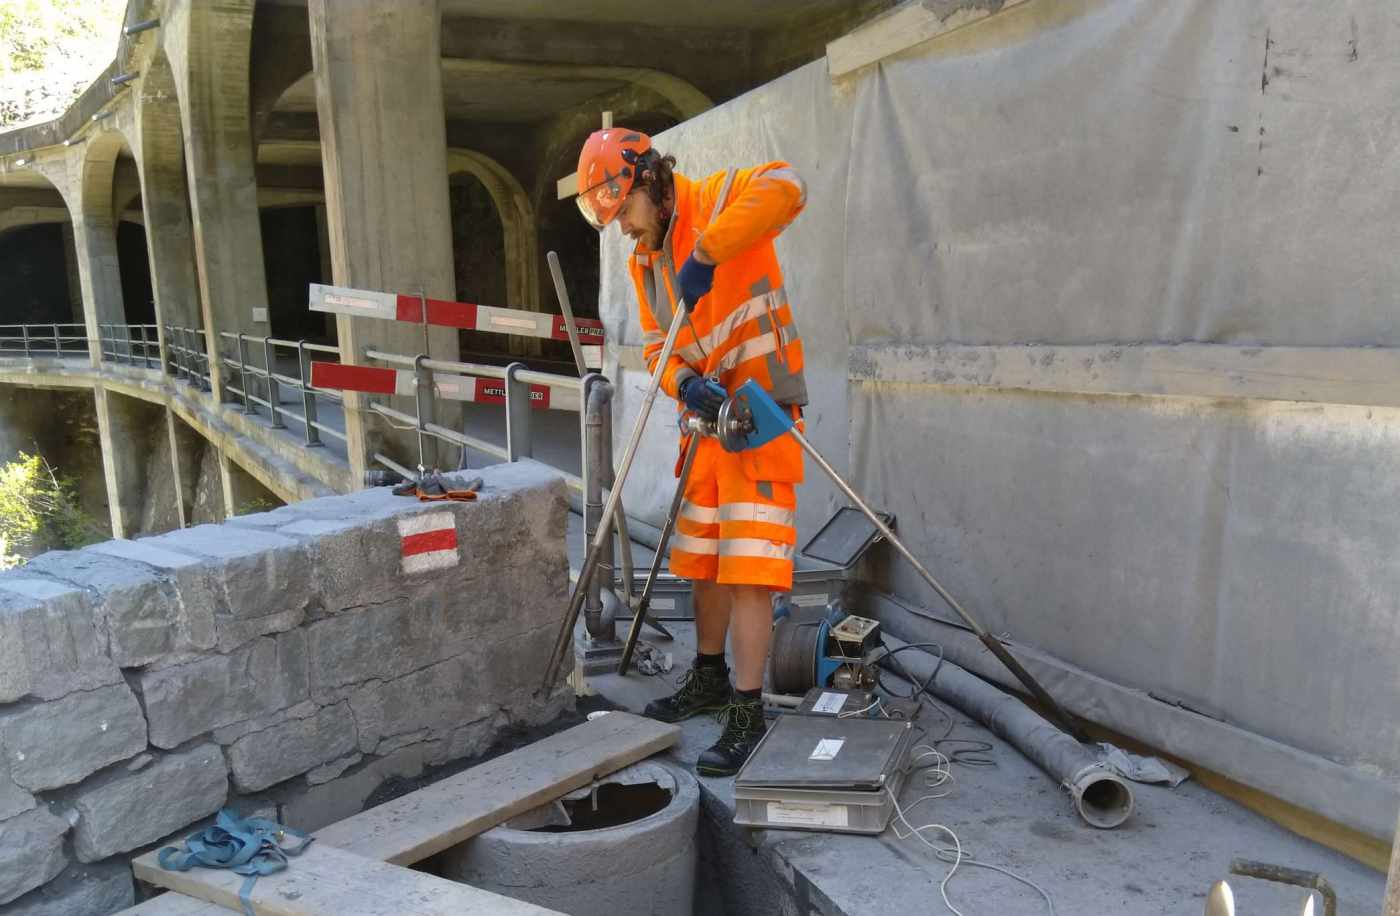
163;324;213;390
98;323;160;367
360;348;588;492
216;330;346;449
0;323;90;358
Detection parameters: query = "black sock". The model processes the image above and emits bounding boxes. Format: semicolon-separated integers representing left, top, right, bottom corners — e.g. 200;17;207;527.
736;687;761;701
696;652;727;670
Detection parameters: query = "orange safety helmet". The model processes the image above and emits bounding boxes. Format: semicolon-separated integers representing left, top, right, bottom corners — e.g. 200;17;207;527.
575;128;652;229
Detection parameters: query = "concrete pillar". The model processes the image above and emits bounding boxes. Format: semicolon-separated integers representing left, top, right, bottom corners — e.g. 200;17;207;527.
313;203;336;339
93;388;150;539
218;450;280;517
1384;804;1400;915
309;0;461;484
60;222;84;324
164;0;271;394
135;49;204;369
69;207;127;368
165;410;188;529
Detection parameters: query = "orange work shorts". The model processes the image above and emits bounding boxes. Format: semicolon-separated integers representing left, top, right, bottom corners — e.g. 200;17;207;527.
668;423;803;590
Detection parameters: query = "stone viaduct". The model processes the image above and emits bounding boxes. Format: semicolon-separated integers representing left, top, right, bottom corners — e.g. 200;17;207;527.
0;0;891;540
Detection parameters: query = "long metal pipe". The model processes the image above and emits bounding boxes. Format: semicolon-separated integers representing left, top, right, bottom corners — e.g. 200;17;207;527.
618;431;701;675
883;636;1134;830
789;426;1089;744
542;296;693;688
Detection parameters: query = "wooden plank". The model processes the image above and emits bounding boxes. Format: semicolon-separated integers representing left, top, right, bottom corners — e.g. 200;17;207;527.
315;712;679;864
850;342;1400;410
117;714;677;915
556;171;576;201
118;894;227;915
132;842;559;916
826;0;1031;78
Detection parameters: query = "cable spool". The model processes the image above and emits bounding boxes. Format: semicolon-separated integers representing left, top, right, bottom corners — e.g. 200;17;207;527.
769;617;823;694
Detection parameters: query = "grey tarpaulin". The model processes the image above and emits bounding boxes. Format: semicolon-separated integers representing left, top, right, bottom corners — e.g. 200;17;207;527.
598;0;1400;839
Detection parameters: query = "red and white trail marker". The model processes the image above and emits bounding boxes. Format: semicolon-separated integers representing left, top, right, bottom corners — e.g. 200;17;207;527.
397;511;460;575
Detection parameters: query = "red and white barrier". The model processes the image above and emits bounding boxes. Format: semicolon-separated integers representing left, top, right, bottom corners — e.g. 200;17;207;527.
309;283;603;369
308;362;580;412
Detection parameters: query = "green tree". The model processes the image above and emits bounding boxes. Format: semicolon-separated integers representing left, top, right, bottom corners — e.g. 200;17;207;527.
0;451;105;568
0;0;125;128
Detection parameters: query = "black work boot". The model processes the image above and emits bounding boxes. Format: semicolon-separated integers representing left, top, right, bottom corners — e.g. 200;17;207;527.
695;692;767;778
643;662;732;723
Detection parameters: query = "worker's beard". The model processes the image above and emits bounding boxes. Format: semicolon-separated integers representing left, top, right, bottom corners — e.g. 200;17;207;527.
641;208;670;252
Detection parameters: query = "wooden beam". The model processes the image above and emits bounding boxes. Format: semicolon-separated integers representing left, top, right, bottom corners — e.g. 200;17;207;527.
850;342;1400;410
316;712;679;864
826;0;1031;78
132;842;558;916
556;171;576;201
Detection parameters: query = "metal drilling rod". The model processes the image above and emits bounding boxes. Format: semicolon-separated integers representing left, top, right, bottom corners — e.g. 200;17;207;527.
542;297;692;688
546;251;589;376
618;431;701;676
788;426;1090;743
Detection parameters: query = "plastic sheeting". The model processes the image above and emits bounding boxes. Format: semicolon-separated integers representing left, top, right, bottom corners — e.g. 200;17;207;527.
598;0;1400;837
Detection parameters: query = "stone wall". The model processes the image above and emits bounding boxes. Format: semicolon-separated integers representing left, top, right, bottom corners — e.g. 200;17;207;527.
0;461;573;915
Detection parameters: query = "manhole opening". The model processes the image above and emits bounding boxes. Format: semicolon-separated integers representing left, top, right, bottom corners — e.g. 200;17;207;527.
531;781;672;833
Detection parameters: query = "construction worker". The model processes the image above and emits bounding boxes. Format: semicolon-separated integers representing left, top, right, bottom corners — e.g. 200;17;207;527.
576;128;808;776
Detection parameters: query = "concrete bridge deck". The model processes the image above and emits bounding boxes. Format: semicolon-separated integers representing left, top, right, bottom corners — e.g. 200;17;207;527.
582;619;1386;916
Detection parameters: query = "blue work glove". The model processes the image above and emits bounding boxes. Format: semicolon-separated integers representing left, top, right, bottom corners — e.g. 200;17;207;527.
676;254;715;311
679;375;727;421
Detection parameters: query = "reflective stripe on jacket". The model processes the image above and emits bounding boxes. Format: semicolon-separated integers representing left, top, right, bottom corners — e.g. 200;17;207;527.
628;163;808;407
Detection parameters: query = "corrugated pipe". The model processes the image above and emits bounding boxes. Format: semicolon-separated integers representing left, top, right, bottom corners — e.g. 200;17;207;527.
883;636;1134;829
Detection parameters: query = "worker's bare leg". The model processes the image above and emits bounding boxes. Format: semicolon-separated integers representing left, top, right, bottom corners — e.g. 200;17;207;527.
693;578;732;656
642;578;733;724
694;582;771;776
726;585;772;692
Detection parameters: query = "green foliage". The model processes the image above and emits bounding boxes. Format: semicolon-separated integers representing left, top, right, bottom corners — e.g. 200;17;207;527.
0;451;105;568
0;0;126;128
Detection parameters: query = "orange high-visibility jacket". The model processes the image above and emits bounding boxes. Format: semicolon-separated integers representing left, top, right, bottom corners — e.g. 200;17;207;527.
628;164;808;412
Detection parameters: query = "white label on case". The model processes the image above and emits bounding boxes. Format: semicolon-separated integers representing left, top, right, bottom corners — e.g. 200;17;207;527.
811;692;847;714
791;593;828;607
809;738;845;761
766;801;849;828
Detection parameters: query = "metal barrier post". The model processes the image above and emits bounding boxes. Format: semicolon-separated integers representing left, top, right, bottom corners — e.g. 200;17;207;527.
52;325;60;356
236;333;254;413
412;354;436;472
297;341;322;447
139;325;151;368
504;361;533;461
20;325;29;358
263;337;283;428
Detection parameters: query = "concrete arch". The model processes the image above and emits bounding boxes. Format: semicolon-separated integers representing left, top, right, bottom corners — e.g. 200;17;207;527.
135;45;203;335
161;0;270;394
448;148;539;311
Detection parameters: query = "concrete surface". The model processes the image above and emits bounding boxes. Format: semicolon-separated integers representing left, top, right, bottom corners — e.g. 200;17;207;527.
581;620;1387;915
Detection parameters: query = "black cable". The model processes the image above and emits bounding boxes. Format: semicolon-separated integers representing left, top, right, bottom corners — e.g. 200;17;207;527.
879;640;996;768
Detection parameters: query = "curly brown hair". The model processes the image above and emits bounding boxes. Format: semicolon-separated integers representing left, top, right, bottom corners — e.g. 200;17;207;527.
633;149;677;212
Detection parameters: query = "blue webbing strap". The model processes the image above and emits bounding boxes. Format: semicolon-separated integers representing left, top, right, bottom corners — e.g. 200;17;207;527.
157;808;314;916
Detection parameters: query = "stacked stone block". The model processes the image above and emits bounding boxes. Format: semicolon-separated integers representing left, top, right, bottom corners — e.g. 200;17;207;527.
0;461;573;915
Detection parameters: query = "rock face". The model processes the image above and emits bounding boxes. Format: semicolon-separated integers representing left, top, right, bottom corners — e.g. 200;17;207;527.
0;684;148;792
0;807;69;905
70;744;228;863
0;461;573;907
0;861;134;916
